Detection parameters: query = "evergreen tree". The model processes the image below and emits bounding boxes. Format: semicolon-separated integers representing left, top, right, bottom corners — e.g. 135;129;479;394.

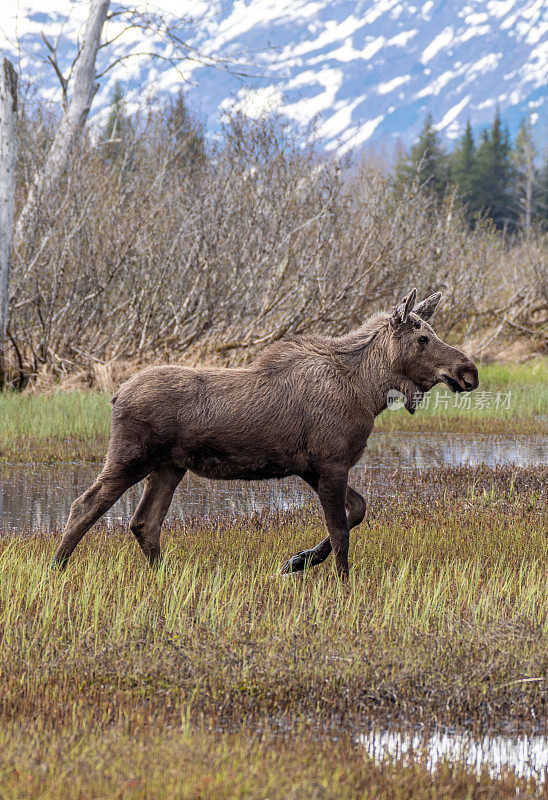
102;82;133;165
513;115;536;236
396;113;448;196
470;109;516;231
165;90;206;172
449;119;476;224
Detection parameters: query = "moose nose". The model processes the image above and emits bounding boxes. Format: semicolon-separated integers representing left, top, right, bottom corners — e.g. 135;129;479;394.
458;363;479;391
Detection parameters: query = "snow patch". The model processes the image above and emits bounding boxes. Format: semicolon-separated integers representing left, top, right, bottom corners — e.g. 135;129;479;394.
476;98;496;109
317;94;367;139
458;25;491;42
361;0;403;25
435;95;471;129
526;20;548;45
361;36;387;60
421;27;454;63
465;12;489;24
220;85;283;119
377;75;411;94
388;29;419;46
486;0;517;17
282;68;344;123
206;0;323;51
416;69;459;97
336;114;385;154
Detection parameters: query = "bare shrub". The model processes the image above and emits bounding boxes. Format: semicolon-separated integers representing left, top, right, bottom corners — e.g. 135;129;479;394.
4;109;546;386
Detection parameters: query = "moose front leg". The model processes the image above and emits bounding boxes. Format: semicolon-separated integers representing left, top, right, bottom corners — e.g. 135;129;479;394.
317;469;350;579
280;485;365;574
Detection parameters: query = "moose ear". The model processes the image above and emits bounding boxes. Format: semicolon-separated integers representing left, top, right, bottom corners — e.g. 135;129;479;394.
414;292;442;322
390;288;417;328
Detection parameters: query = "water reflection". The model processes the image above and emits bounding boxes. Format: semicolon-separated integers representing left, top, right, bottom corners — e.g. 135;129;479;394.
366;432;548;469
0;432;546;533
358;727;548;782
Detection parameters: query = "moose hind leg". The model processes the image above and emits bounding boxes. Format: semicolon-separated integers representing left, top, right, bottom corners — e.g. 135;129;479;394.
129;467;186;566
52;467;143;569
317;470;350;579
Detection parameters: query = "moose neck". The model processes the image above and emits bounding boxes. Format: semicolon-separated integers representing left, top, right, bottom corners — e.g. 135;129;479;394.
356;333;397;417
334;318;411;418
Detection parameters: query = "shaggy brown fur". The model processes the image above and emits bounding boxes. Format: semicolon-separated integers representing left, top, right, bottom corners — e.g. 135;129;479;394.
53;289;478;578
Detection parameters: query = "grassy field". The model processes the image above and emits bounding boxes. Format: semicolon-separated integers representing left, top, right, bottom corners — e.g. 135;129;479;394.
377;357;548;433
0;358;546;796
0;726;540;799
0;465;546;797
0;358;546;463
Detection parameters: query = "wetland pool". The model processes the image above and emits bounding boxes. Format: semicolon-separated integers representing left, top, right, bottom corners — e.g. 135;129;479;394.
1;431;546;533
359;726;548;783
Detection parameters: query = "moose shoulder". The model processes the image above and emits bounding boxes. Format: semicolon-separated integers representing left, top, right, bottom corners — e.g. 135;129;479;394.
53;289;478;579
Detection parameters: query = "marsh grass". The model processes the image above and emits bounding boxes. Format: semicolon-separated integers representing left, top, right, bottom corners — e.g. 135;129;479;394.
0;390;111;462
0;725;540;799
0;358;546;462
0;465;546;797
377;358;548;433
0;468;546;732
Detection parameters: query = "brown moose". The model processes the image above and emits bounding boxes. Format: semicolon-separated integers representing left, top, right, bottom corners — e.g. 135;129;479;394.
53;289;478;578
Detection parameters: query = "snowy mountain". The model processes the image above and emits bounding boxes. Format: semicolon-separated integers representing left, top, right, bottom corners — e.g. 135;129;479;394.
1;0;547;153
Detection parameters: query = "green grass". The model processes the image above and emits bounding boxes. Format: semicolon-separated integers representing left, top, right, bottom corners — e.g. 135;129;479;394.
0;390;111;462
0;466;546;796
0;358;546;463
377;357;548;433
0;360;546;797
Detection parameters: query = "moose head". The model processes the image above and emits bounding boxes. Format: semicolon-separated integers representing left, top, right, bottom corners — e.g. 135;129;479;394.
387;288;479;413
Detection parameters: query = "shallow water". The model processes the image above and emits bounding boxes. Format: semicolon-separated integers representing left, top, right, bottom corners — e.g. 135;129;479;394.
358;726;548;783
0;432;546;532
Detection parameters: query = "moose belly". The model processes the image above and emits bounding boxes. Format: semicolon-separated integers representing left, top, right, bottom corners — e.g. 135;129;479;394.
182;449;295;481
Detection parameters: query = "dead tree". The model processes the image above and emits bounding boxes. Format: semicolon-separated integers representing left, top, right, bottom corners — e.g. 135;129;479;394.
0;58;18;383
14;0;110;250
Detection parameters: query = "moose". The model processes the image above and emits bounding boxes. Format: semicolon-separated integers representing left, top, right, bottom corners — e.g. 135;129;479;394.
53;289;478;578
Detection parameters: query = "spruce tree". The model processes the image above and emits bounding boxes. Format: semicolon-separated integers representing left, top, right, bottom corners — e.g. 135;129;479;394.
471;109;516;231
165;90;206;172
449;119;476;224
535;148;548;230
396;113;448;196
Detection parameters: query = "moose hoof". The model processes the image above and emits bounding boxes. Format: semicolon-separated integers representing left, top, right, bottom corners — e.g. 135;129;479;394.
280;551;312;574
50;555;69;571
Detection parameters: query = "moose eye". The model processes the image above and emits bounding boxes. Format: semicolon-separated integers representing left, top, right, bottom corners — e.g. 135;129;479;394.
418;335;429;345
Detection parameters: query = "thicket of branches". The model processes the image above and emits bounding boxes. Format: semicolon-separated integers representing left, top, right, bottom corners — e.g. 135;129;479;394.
4;102;546;387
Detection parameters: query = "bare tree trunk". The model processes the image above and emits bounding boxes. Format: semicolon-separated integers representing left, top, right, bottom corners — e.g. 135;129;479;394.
14;0;109;250
524;163;533;239
0;58;18;384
